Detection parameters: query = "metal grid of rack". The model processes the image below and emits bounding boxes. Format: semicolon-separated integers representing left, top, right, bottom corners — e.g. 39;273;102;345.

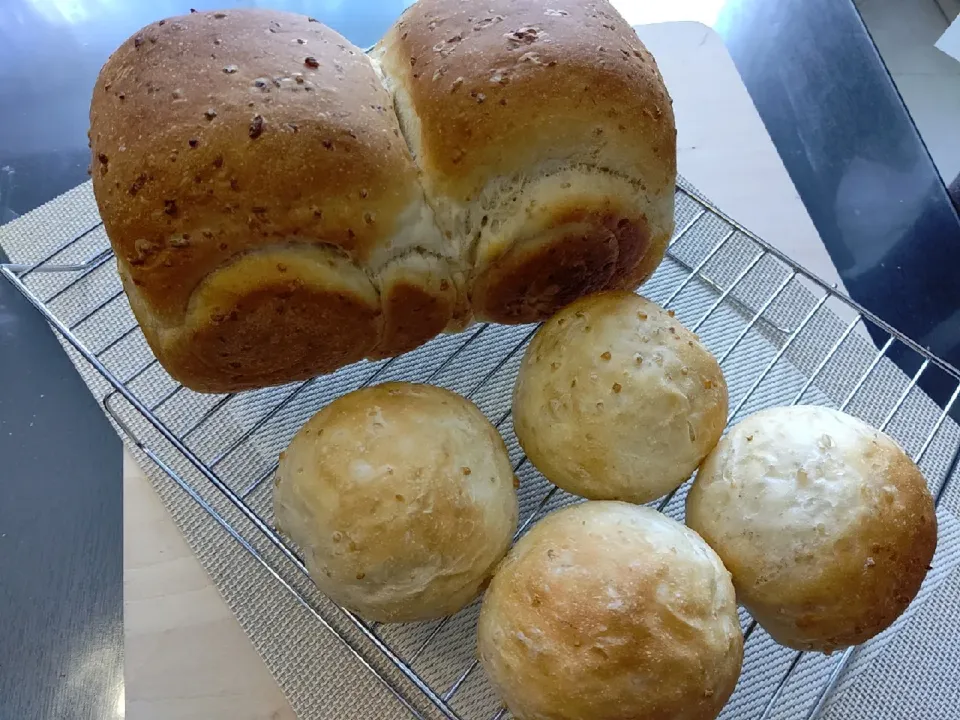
4;184;960;720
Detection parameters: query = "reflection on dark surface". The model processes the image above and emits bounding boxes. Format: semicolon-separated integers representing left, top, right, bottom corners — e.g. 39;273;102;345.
716;0;960;406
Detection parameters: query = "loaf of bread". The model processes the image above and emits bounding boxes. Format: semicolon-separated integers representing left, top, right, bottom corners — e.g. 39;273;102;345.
686;405;937;652
89;4;675;392
513;292;728;503
478;501;743;720
273;382;518;623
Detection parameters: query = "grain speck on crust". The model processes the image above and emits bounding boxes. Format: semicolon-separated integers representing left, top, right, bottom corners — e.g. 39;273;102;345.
248;114;264;139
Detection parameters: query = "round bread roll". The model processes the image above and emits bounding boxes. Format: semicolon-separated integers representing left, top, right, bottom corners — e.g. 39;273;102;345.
274;382;518;623
686;405;937;652
513;291;728;503
90;1;675;393
478;501;743;720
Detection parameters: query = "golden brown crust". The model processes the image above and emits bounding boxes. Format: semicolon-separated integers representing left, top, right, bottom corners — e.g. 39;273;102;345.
686;406;937;652
91;4;676;392
478;502;743;720
471;210;622;323
377;0;675;198
513;292;728;503
371;254;460;358
377;0;676;323
121;247;383;393
91;10;454;391
274;383;519;623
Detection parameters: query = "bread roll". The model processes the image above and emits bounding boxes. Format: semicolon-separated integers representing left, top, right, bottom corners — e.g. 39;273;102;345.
90;3;675;392
513;292;727;503
376;0;676;324
478;501;743;720
686;405;937;652
274;382;518;623
91;10;458;392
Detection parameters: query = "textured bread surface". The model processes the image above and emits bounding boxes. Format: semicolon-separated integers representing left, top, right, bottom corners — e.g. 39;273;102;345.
274;382;518;623
686;405;937;652
513;291;728;503
90;3;675;392
377;0;676;324
478;501;743;720
91;10;454;392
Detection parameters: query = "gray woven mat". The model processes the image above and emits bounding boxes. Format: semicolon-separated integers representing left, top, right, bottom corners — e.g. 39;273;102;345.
3;178;960;720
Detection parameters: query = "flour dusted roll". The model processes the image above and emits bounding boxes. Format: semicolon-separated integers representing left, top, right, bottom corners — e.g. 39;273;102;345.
513;292;728;503
274;382;518;623
478;502;743;720
686;405;937;652
91;10;457;393
376;0;676;324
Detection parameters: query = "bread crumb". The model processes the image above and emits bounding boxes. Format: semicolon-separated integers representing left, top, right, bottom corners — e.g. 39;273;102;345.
667;309;676;317
637;312;647;320
612;383;622;393
462;466;472;475
600;351;611;361
356;572;365;580
635;355;643;365
865;557;875;568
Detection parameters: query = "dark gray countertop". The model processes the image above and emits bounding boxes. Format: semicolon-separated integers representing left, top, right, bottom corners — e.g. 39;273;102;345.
1;1;958;717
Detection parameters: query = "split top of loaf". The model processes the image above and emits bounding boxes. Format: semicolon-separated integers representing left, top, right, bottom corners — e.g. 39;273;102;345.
89;1;676;392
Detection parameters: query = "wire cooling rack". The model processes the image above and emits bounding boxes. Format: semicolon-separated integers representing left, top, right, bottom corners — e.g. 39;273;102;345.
4;182;960;720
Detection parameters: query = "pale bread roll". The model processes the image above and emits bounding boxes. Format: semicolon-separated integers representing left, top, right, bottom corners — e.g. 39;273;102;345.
512;291;728;503
478;501;743;720
686;405;937;652
274;382;518;623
